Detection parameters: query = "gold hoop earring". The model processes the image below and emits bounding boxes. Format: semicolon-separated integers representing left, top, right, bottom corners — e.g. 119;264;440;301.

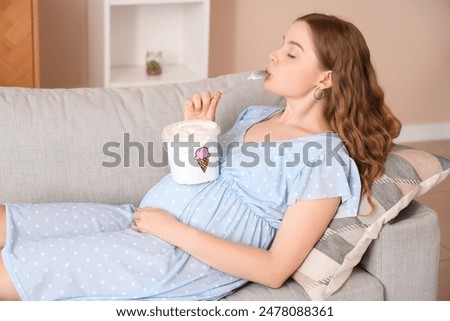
314;87;327;100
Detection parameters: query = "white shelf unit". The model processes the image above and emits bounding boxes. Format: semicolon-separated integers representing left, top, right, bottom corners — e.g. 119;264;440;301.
88;0;210;88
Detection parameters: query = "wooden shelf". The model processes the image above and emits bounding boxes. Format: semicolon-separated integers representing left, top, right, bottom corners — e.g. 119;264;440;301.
110;0;204;6
110;64;201;87
88;0;210;88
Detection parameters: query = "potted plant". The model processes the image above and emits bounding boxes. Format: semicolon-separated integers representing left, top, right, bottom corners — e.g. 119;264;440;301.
146;59;162;76
146;51;163;76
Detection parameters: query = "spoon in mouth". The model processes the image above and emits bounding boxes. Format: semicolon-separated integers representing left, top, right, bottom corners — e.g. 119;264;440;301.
246;70;269;80
221;70;268;95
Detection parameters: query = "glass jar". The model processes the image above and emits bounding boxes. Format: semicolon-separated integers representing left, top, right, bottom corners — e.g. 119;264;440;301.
146;51;163;76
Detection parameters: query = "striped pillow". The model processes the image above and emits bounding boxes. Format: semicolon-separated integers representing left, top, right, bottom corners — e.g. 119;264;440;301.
291;144;450;300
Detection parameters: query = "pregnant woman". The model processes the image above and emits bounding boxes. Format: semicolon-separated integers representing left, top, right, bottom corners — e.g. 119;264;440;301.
0;13;400;301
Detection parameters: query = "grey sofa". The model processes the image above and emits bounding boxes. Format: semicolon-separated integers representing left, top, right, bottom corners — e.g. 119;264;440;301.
0;72;440;300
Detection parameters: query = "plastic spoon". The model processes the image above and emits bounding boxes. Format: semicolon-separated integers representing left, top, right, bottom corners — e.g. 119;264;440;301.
221;70;268;95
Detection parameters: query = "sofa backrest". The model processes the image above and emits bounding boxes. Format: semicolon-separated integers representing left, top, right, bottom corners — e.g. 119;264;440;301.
0;72;284;206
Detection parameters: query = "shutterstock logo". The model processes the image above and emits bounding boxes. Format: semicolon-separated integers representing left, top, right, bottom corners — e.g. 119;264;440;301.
101;132;348;168
102;133;167;168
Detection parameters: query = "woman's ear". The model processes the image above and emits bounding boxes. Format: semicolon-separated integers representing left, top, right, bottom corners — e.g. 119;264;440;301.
318;70;332;89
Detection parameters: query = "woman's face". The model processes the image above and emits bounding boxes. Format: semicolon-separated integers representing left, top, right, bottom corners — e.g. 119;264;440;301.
264;21;328;100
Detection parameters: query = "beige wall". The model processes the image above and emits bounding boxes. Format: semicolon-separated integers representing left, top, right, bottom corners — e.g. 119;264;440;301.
40;0;450;126
39;0;87;88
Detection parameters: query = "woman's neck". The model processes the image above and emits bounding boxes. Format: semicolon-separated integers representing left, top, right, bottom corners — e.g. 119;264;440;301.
278;99;331;134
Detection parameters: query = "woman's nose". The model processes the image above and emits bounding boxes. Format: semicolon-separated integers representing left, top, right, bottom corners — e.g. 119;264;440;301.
269;51;278;63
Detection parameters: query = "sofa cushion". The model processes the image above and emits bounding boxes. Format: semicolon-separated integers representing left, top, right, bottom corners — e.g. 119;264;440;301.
291;144;450;300
224;266;383;301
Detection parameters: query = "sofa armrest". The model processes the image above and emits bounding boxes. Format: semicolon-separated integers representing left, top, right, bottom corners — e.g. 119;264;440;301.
360;200;440;300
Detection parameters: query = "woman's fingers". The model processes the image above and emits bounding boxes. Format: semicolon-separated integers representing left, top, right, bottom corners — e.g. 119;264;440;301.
207;91;221;120
132;208;147;232
184;99;194;112
133;207;148;222
192;93;202;110
184;91;221;121
212;90;221;101
201;91;211;106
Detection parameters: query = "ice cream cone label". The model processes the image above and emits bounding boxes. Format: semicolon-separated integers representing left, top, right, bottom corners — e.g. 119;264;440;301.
194;146;211;173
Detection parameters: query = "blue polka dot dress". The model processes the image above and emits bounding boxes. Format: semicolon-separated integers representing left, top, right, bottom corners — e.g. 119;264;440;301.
2;106;361;301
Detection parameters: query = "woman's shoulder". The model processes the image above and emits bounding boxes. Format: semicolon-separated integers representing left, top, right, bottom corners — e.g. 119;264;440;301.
307;132;353;166
280;132;355;173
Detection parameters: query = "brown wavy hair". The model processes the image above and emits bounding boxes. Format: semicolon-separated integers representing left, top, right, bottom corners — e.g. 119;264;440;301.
297;13;402;209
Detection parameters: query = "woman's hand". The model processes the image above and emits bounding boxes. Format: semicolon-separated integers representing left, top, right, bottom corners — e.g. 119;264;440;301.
131;207;179;240
184;91;221;121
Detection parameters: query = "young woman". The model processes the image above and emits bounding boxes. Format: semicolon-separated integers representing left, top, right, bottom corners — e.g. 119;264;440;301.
0;13;400;300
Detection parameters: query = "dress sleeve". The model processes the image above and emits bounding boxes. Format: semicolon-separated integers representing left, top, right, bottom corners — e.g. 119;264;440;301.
286;147;361;218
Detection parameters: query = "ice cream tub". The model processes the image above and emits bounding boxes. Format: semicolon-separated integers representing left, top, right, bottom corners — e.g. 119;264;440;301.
162;120;221;185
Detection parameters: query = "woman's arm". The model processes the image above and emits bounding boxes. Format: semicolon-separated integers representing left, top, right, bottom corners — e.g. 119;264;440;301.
132;197;340;288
